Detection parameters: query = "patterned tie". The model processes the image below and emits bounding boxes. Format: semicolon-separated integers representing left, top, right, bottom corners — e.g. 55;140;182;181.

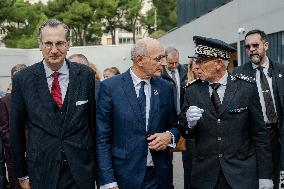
138;81;146;124
210;83;221;114
257;66;278;123
171;70;180;114
51;71;62;108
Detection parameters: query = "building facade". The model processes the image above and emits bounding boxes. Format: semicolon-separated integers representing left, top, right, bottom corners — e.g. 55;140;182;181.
160;0;284;67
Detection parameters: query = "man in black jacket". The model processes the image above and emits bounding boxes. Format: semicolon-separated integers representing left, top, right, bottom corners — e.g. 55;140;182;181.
233;29;284;188
180;35;273;189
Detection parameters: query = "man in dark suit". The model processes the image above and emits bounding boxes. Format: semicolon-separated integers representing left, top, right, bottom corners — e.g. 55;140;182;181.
96;37;180;189
179;36;273;189
161;47;189;188
233;29;284;188
0;64;27;189
162;47;188;114
9;19;96;189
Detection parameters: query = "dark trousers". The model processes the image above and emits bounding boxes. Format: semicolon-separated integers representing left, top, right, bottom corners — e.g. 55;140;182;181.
183;139;193;189
57;161;78;189
4;148;21;189
140;167;160;189
268;125;280;189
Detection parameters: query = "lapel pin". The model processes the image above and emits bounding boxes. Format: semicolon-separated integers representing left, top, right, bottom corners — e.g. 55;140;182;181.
279;74;282;78
153;89;158;95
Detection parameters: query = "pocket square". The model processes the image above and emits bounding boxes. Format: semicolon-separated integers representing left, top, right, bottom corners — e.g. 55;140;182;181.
228;107;247;113
76;100;88;106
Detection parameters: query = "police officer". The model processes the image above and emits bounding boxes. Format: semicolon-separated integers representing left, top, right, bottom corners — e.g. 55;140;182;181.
179;36;273;189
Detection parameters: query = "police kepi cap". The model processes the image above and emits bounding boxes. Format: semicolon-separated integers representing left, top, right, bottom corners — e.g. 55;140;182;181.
188;36;236;60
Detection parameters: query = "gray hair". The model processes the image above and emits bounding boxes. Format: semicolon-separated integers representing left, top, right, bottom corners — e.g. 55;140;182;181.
223;59;229;68
131;41;147;61
165;47;179;57
38;18;70;42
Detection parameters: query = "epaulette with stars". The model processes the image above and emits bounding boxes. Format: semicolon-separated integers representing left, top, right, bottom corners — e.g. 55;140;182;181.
183;79;198;88
231;74;256;83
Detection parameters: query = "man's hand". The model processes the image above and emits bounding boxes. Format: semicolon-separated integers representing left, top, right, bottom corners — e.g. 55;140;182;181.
109;187;119;189
186;106;204;128
259;179;273;189
147;132;172;151
19;178;31;189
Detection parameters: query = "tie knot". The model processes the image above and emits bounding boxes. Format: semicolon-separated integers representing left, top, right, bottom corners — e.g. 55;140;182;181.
140;81;146;87
210;83;221;90
52;71;60;79
257;66;264;71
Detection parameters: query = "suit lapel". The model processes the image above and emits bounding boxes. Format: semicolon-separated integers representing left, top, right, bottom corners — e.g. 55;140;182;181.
65;61;81;123
121;70;145;126
148;78;159;130
218;75;238;116
33;62;58;131
198;81;217;117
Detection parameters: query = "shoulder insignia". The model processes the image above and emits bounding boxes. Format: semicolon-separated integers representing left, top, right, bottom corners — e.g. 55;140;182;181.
233;74;256;83
183;79;198;88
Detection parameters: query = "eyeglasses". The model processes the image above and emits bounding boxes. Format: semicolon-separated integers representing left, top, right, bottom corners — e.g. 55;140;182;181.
142;55;166;62
42;41;67;50
244;43;260;50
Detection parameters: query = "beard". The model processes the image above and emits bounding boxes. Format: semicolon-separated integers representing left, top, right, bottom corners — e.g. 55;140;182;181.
250;54;262;65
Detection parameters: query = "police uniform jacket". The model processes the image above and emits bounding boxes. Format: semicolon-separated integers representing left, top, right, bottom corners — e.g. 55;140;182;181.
179;75;273;189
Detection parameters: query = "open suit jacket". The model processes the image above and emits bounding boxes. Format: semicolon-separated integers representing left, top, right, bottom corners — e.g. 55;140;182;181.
9;60;96;189
179;75;273;189
233;59;284;170
96;69;180;189
161;64;188;111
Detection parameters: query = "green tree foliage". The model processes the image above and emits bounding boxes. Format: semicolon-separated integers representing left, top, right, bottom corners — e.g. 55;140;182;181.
121;0;142;44
95;0;126;45
142;0;177;37
45;0;102;46
0;0;15;26
3;0;47;48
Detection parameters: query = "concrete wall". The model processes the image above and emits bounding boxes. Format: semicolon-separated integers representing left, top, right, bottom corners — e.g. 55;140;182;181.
159;0;284;65
0;45;133;91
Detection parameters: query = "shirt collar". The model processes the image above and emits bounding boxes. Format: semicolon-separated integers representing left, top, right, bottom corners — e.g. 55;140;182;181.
209;71;228;86
43;60;69;78
251;56;269;70
130;68;151;87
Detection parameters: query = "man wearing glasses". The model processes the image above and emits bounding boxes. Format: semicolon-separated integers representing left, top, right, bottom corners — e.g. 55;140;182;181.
96;37;180;189
179;35;273;189
9;19;97;189
234;29;284;189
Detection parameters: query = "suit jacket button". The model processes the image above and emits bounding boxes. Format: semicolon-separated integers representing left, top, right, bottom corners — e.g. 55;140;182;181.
218;154;223;158
217;119;221;124
217;137;222;141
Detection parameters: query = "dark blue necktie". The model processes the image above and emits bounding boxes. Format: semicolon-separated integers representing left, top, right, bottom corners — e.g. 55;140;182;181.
138;81;146;123
257;66;278;123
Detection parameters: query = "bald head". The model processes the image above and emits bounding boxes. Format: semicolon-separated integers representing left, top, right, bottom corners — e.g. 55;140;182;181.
131;37;166;79
131;37;164;63
68;54;89;66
